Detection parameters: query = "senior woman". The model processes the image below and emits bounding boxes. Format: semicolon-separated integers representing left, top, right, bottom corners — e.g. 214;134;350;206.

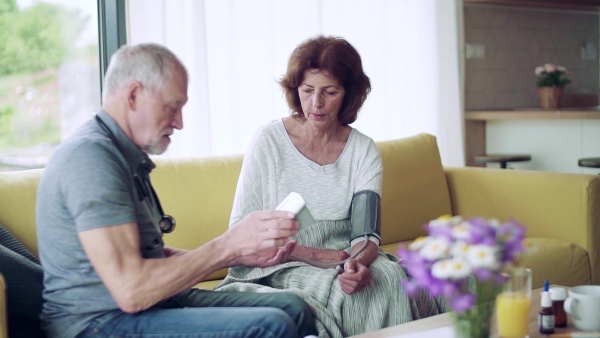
215;35;443;337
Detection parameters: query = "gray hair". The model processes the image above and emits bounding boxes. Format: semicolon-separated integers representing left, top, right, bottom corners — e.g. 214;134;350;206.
102;43;188;102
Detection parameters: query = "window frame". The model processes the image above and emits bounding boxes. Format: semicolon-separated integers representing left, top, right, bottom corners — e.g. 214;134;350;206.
97;0;127;95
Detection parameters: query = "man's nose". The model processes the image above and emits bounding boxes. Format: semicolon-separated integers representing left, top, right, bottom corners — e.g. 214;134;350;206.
172;111;183;130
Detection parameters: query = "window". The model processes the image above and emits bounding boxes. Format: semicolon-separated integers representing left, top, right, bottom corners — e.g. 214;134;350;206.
0;0;102;171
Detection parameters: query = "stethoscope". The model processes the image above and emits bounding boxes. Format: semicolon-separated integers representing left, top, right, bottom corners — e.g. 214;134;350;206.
95;114;176;233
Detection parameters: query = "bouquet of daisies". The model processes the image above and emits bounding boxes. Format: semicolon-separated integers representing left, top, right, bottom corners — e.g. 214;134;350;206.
397;215;527;314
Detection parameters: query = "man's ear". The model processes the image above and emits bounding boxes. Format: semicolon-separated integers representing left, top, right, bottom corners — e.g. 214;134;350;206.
127;81;143;110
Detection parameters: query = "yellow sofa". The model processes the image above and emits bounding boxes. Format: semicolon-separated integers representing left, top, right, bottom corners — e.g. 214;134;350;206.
1;133;599;337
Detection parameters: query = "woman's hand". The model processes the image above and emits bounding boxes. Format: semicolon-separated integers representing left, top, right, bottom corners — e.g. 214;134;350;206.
338;259;371;294
336;239;379;294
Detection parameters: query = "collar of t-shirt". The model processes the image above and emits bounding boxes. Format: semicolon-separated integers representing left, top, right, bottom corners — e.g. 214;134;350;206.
96;109;155;177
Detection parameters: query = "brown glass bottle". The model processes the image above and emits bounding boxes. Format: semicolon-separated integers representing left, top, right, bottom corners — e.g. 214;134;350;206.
539;291;555;334
549;287;567;327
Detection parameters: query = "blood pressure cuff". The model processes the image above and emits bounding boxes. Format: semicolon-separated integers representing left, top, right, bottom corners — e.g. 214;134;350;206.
350;190;381;244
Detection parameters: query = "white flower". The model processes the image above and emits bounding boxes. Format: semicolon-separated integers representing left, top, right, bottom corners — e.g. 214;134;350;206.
420;237;450;260
452;222;471;240
451;241;470;258
557;65;566;72
429;215;463;228
544;63;557;72
487;218;500;228
409;236;430;251
535;66;544;76
467;244;499;270
429;218;451;228
432;258;471;280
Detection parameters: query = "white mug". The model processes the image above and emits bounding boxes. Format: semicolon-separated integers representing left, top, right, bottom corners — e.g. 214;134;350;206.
564;285;600;331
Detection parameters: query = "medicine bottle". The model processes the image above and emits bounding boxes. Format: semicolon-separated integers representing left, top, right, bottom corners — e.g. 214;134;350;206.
549;287;567;327
539;291;555;334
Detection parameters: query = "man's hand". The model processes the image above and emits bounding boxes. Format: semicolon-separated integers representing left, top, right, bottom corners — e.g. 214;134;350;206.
163;246;188;257
226;210;299;267
338;259;371;294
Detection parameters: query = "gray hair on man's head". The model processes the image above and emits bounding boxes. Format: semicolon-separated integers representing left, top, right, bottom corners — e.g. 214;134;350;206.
102;43;188;102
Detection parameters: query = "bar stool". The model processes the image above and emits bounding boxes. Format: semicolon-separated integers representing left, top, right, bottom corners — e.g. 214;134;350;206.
578;157;600;174
474;154;532;169
578;157;600;169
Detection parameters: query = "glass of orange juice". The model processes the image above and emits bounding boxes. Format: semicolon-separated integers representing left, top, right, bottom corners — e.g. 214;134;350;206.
496;267;532;338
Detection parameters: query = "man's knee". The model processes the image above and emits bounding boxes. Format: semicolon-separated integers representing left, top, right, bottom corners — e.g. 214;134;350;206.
275;294;313;316
256;308;298;338
273;293;317;337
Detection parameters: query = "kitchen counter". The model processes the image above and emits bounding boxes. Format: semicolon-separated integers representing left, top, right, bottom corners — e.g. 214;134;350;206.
464;107;600;167
466;108;600;121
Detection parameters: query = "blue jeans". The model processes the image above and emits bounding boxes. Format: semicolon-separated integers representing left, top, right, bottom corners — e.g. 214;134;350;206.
76;289;317;338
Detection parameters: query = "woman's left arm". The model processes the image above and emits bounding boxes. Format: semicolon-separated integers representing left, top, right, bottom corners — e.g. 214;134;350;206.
338;137;384;294
350;137;383;267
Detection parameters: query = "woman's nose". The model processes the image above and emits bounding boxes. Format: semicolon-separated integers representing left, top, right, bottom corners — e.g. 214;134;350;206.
312;94;324;108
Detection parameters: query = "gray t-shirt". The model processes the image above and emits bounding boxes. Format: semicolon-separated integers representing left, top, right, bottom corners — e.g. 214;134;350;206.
36;110;165;338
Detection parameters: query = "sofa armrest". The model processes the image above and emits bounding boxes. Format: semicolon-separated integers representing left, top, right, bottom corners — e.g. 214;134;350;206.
0;273;6;338
445;167;600;284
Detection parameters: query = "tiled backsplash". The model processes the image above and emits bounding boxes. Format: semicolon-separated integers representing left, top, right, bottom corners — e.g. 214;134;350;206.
464;5;600;110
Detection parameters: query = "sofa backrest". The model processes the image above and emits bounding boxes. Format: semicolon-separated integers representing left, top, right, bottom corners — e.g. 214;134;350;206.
377;133;453;245
151;133;454;249
0;133;454;280
0;169;43;256
151;155;243;249
151;155;243;280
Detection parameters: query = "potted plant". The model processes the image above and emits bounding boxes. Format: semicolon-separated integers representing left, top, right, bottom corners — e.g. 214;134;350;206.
535;63;571;109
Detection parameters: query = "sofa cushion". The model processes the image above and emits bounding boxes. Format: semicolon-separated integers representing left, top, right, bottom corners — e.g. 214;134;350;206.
521;237;591;289
0;225;39;265
376;134;453;245
0;225;44;337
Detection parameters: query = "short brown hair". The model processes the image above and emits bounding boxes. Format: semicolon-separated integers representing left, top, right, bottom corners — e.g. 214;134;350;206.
279;35;371;125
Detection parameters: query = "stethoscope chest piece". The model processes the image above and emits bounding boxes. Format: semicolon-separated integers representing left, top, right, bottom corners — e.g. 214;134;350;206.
159;215;176;233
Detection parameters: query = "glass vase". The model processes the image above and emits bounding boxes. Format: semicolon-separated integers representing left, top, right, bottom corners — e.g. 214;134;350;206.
451;303;494;338
450;279;501;338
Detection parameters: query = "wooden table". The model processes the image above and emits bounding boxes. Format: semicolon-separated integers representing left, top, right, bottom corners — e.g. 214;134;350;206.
352;286;577;338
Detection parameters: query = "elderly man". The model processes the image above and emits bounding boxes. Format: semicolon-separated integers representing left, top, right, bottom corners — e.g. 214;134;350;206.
36;43;317;338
